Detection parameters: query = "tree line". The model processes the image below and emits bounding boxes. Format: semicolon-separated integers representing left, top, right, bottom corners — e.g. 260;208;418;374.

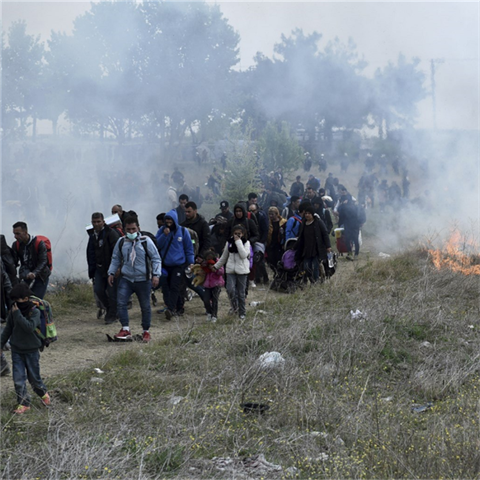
2;2;426;159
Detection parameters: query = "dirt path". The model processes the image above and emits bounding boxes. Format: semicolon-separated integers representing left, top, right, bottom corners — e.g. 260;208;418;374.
0;280;280;397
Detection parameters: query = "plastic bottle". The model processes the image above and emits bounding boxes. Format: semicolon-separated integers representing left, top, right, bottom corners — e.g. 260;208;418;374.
249;301;264;307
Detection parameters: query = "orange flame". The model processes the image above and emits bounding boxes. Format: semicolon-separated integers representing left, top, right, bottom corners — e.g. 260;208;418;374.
428;230;480;275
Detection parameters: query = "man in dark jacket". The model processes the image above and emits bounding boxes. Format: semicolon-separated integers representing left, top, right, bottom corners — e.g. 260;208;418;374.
111;205;137;228
224;203;259;245
295;205;332;283
12;222;50;299
337;197;361;259
290;176;305;198
181;202;211;258
87;212;120;324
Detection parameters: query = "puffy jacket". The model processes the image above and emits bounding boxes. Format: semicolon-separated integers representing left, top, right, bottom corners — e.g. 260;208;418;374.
156;210;195;267
215;239;251;275
203;266;225;288
108;235;162;282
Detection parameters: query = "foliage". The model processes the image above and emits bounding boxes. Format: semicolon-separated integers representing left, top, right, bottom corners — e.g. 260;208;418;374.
222;127;260;205
257;121;304;173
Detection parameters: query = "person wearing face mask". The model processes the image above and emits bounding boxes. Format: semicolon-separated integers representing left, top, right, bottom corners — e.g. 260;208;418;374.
0;282;50;414
108;217;162;343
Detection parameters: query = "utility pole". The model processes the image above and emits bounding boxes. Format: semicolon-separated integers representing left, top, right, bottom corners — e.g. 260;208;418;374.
430;58;444;130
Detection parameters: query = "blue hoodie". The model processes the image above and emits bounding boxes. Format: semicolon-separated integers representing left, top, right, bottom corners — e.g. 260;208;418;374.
156;209;195;267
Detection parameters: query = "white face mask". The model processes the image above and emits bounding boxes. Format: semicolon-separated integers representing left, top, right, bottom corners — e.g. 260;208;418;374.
126;232;138;241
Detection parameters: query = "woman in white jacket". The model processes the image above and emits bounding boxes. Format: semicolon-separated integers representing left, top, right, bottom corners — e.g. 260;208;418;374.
214;224;251;319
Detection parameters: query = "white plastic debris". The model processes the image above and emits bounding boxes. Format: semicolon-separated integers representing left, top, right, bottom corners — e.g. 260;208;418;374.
350;309;366;320
381;396;394;402
93;368;104;374
256;310;268;315
250;301;264;307
421;341;432;347
90;377;104;383
258;351;285;368
169;396;185;405
469;325;475;329
379;252;391;258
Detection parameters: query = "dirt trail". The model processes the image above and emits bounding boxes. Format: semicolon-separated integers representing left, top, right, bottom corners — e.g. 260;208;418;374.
1;239;376;399
0;281;279;397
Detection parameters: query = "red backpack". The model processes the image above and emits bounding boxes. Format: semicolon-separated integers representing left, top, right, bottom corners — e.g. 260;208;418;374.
15;236;53;272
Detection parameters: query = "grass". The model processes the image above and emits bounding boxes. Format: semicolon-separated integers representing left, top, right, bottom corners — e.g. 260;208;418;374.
2;250;480;479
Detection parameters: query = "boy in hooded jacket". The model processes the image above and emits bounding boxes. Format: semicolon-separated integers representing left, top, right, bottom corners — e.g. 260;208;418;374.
0;283;50;414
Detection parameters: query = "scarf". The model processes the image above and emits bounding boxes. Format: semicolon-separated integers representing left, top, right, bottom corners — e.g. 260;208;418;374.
228;236;246;253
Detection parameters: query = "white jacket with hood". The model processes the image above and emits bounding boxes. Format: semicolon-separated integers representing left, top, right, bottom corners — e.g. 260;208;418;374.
215;238;251;275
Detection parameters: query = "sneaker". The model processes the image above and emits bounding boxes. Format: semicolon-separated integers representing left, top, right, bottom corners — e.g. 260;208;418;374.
239;315;246;320
206;313;212;322
97;308;106;319
14;405;30;414
211;316;217;323
157;307;167;314
142;331;151;343
165;309;173;320
41;393;51;406
249;280;257;288
114;328;132;340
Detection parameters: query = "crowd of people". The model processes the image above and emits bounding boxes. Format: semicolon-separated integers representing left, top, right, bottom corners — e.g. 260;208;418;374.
1;153;419;413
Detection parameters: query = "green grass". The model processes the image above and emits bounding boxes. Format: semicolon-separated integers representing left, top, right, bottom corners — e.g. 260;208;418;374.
2;251;480;479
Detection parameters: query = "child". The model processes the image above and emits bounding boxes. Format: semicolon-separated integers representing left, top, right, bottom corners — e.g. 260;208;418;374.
201;250;224;323
214;224;251;320
0;283;50;414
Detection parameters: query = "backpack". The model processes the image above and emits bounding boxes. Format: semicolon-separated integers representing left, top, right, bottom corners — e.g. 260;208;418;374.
118;236;154;281
185;227;200;256
30;295;57;350
15;236;53;272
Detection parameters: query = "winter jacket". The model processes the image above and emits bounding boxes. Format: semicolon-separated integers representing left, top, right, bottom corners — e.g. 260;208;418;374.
156;209;195;267
181;214;212;258
203;265;225;289
1;307;42;354
267;217;287;246
86;225;120;278
224;203;259;245
215;239;251;275
108;234;162;282
286;214;302;241
12;236;51;282
1;234;18;285
295;216;331;262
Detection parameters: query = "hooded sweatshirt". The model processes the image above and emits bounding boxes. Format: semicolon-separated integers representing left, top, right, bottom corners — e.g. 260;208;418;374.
156;209;195;267
224;203;259;245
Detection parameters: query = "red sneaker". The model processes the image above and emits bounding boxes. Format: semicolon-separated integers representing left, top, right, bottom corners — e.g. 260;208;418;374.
41;393;51;406
114;328;132;340
142;331;151;343
14;405;31;414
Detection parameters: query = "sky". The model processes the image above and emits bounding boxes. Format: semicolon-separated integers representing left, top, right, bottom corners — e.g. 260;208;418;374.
1;1;479;131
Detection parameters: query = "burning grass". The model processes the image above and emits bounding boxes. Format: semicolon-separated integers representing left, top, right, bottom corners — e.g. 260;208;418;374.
2;251;480;479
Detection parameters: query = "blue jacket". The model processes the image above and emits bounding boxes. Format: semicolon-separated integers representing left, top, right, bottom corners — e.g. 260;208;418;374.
108;235;161;282
286;213;302;241
156;209;195;267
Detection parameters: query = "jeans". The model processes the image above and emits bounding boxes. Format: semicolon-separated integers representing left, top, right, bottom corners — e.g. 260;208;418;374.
304;257;320;283
203;287;221;317
226;274;248;317
94;270;117;319
345;227;360;256
117;278;152;331
29;277;48;299
11;350;47;407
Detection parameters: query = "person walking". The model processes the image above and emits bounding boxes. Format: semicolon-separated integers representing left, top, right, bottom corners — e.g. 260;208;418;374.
108;217;161;342
214;224;251;320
